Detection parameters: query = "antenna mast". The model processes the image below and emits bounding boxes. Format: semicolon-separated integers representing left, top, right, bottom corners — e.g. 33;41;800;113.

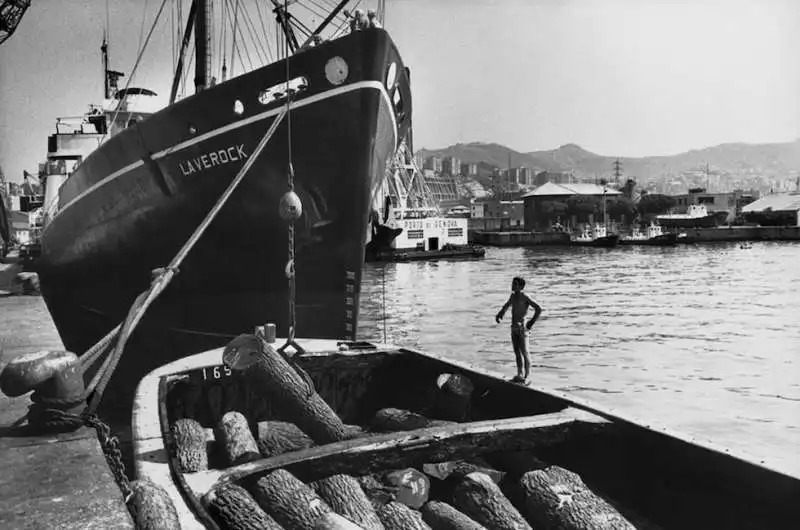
612;158;622;184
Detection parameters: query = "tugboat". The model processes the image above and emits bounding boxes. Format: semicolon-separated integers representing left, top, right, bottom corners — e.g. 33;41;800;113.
620;223;678;246
570;223;619;247
570;185;619;247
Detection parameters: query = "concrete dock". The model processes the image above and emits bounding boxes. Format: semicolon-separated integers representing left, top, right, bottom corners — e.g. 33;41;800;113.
0;276;134;529
471;230;571;246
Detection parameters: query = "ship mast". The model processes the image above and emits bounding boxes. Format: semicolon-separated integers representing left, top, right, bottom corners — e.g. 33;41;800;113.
194;0;212;93
170;0;198;104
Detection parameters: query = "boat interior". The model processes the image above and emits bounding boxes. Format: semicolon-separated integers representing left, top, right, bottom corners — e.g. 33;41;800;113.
157;343;797;529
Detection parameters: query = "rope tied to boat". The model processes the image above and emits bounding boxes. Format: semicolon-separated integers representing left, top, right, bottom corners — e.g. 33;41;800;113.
3;107;290;523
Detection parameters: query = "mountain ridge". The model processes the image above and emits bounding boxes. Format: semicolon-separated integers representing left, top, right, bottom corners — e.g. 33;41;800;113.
417;140;800;185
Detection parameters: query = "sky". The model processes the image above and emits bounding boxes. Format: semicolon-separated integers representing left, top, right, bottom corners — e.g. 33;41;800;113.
1;0;798;182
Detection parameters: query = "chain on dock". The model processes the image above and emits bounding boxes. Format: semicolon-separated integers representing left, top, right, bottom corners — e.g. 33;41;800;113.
4;106;291;526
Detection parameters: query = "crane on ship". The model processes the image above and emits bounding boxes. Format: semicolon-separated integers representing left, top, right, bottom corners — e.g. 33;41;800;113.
378;138;441;221
0;0;30;47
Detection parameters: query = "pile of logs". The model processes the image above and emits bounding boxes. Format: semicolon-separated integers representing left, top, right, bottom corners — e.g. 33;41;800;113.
168;334;636;529
201;460;636;530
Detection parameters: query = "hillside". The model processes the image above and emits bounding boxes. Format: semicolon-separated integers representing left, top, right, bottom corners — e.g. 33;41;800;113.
417;140;800;190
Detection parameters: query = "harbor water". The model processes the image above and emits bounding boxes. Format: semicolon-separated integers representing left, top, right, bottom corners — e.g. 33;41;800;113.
359;242;800;476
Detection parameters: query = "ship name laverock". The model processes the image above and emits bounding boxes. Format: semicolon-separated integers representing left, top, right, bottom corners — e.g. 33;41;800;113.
178;145;249;175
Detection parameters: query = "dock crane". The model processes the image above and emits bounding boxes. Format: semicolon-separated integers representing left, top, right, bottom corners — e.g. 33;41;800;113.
0;0;30;47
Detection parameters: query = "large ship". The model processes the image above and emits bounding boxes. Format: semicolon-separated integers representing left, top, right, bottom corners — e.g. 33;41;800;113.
36;1;411;413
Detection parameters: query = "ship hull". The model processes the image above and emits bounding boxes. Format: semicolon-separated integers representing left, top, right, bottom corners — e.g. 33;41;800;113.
37;29;411;416
656;214;723;229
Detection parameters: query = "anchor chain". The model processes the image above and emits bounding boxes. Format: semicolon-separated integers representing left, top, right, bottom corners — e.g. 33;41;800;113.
40;409;136;518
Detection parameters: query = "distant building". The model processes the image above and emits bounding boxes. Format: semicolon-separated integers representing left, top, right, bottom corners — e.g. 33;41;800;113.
522;182;622;230
670;189;756;223
534;171;572;186
504;167;534;186
441;156;461;176
470;197;525;229
460;162;479;176
741;193;800;226
423;156;442;172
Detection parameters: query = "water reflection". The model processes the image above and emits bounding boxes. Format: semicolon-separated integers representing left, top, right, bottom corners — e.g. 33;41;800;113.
359;242;800;475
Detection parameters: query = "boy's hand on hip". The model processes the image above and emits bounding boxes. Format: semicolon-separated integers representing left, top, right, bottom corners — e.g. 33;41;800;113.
526;320;535;330
495;314;502;324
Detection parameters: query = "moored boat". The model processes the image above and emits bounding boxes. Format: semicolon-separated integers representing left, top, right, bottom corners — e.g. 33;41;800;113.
656;204;726;229
570;223;619;247
36;1;412;414
130;330;799;529
620;223;678;246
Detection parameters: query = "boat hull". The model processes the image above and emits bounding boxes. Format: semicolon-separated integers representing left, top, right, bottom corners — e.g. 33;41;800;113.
656;213;725;229
619;232;678;246
571;234;619;248
37;29;411;415
133;344;800;530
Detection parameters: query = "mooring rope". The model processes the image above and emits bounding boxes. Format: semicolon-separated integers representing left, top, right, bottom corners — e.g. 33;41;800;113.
16;106;290;430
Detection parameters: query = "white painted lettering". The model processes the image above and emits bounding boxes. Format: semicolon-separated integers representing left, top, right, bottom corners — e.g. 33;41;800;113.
176;144;250;175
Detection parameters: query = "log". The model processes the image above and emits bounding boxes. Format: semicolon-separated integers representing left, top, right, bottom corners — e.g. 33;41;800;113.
451;472;532;530
423;460;505;502
343;424;370;439
128;479;181;530
420;501;487;530
378;501;432;530
314;512;366;529
371;408;454;432
203;482;283;530
172;418;209;472
519;466;636;530
312;474;384;530
257;420;316;457
223;334;349;443
216;411;261;466
251;469;332;530
201;409;610;492
431;374;474;422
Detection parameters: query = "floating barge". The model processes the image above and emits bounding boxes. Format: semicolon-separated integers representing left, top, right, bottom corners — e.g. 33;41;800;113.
368;244;485;262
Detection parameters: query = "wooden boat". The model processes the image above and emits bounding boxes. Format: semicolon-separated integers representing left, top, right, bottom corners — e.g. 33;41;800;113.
132;330;799;529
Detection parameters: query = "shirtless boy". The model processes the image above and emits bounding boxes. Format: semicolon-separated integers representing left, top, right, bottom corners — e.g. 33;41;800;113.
495;277;542;384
